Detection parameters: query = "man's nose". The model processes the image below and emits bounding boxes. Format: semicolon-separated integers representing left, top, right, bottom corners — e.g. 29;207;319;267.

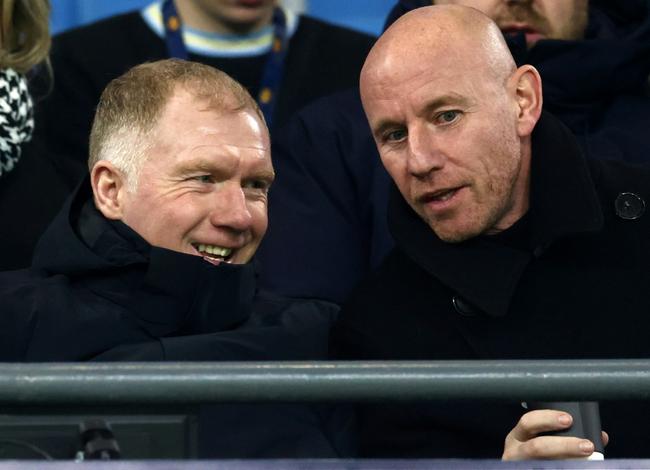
210;183;253;232
406;124;445;177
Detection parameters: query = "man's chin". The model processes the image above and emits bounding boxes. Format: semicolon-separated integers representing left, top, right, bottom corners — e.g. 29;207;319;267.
429;222;482;244
435;232;473;244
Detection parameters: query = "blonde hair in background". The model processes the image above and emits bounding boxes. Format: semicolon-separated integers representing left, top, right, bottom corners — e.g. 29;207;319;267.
88;59;265;191
0;0;50;72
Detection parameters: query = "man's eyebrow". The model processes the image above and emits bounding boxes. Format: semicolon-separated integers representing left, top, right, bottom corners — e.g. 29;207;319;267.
176;159;220;173
250;169;276;182
174;157;275;181
423;93;473;111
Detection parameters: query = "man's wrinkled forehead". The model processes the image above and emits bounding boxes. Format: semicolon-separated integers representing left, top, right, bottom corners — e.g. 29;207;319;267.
194;110;268;143
171;106;269;150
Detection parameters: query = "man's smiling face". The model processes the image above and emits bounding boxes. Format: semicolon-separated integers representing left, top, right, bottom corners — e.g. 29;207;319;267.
119;88;273;265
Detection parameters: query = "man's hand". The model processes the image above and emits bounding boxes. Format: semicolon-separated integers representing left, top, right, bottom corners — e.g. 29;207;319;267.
502;409;608;460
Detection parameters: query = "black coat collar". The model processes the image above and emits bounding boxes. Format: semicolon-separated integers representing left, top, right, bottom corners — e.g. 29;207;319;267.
388;112;604;317
32;178;255;336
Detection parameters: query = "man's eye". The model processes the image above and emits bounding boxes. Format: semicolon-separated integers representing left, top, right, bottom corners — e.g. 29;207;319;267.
193;175;214;183
243;180;270;193
385;128;407;142
436;110;461;124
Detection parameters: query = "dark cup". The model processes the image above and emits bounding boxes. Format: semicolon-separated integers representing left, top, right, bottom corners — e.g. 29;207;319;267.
523;401;604;456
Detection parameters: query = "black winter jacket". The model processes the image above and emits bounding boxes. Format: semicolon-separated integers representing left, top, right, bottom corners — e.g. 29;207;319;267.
0;180;337;362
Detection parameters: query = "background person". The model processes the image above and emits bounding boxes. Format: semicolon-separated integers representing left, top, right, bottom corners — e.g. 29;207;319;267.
330;4;650;459
0;0;72;272
0;0;49;177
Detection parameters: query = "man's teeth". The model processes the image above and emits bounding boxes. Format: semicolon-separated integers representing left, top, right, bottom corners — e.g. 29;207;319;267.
197;244;232;257
434;189;456;201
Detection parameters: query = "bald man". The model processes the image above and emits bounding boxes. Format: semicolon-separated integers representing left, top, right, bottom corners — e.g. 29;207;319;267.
331;5;650;460
256;0;650;305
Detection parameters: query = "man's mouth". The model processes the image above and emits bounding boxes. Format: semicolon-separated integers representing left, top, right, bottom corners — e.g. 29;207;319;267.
430;188;457;202
192;243;234;265
418;186;464;212
236;0;266;8
501;24;536;34
422;187;460;202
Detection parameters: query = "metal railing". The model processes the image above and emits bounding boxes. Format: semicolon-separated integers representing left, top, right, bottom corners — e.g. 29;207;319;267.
0;359;649;405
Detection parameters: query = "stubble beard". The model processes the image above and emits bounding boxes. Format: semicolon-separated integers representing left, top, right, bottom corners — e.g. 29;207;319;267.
427;145;524;244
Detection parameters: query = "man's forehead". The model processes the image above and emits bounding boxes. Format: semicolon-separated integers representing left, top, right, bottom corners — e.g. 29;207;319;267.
363;38;507;112
363;34;478;94
362;4;504;89
184;142;270;158
163;87;259;122
169;144;273;175
200;112;266;145
157;102;268;141
363;52;467;107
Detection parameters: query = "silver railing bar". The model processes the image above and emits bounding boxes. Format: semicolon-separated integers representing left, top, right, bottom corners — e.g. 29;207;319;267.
0;360;648;405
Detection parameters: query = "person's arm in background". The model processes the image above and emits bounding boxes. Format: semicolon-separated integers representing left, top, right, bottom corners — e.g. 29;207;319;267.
256;89;393;304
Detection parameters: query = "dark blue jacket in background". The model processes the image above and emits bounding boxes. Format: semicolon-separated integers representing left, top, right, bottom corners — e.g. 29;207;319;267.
257;0;650;304
258;89;392;305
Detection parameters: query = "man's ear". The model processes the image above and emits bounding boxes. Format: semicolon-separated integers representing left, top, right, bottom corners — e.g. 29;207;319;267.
90;161;128;220
510;64;543;137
